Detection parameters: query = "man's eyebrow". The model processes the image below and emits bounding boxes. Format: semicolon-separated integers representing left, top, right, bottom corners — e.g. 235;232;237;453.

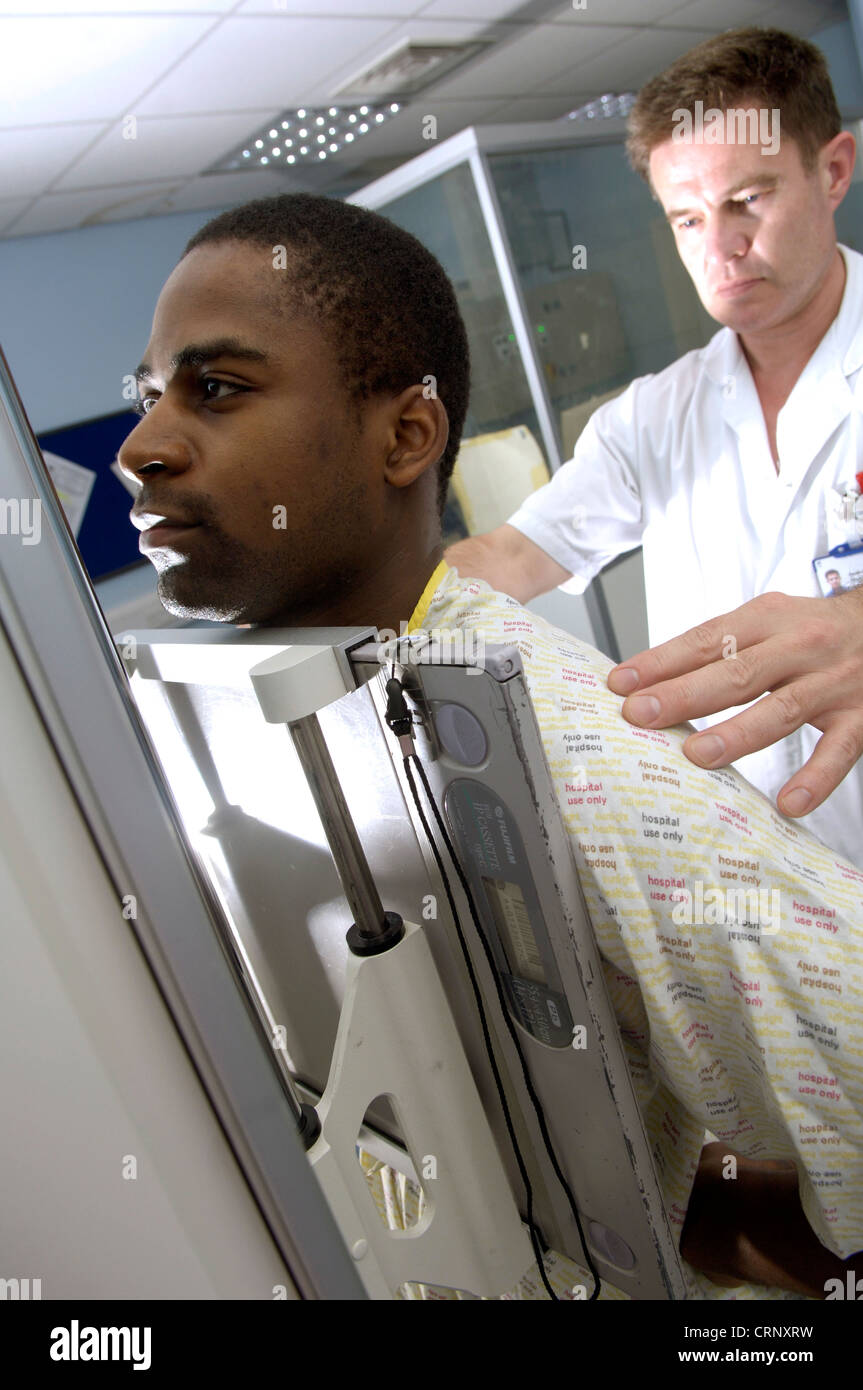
134;339;271;384
665;173;780;223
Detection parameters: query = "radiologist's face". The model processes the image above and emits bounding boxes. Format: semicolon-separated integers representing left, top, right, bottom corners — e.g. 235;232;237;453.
649;114;849;335
117;242;380;624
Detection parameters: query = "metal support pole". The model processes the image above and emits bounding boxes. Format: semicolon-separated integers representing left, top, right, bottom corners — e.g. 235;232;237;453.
289;713;388;939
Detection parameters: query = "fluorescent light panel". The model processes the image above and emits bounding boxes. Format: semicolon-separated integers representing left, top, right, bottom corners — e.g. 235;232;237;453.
207;103;401;171
563;92;636;122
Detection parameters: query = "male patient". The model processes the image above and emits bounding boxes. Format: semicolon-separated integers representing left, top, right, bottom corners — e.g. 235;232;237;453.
119;193;862;1299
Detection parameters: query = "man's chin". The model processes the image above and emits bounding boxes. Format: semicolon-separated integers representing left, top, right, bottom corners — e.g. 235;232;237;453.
155;573;247;624
702;281;776;332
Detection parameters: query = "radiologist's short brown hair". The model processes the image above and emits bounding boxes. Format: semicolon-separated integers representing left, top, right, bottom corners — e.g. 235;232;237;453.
626;27;842;183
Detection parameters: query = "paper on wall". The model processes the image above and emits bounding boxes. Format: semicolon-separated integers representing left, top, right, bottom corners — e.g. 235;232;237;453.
42;450;97;537
451;426;549;535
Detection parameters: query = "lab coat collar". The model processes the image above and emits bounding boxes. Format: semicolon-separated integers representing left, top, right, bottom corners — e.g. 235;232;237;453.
835;243;863;376
703;328;760;436
704;244;862;456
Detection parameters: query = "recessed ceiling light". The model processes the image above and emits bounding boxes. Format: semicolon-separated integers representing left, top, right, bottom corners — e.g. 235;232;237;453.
564;92;636;122
207;102;399;173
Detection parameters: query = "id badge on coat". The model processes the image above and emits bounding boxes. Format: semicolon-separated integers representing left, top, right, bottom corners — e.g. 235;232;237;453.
813;541;863;597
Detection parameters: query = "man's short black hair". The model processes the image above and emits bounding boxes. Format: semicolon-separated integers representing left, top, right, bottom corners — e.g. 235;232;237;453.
183;193;470;517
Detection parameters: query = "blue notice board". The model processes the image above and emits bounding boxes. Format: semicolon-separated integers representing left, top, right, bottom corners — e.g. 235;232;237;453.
38;409;143;580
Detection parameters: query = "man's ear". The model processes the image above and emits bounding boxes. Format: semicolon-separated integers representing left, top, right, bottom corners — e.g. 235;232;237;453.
821;129;856;210
383;383;450;488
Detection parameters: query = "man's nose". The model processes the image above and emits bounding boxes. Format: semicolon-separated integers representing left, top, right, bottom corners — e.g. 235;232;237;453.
116;408;192;483
702;212;750;270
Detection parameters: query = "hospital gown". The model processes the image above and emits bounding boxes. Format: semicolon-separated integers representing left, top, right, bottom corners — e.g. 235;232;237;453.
386;561;863;1300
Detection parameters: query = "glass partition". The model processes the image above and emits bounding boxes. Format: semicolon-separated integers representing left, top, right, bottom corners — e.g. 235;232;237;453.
489;139;715;462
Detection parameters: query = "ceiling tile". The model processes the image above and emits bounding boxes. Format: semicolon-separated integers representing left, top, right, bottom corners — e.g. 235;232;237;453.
53;112;282;190
549;0;693;23
755;0;848;34
417;0;537;16
544;23;713;94
488;93;588;121
0;124;108;197
4;182;183;238
238;0;426;13
0;196;35;235
134;15;400;117
144;168;302;216
0;15;216;126
412;95;521;131
428;22;640;99
0;0;235;10
655;0;774;25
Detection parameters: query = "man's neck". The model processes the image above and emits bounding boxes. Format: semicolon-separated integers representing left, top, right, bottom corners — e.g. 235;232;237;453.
738;247;846;395
260;541;444;633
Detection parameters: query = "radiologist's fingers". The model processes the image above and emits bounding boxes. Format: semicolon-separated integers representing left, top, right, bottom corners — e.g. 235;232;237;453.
679;698;863;815
607;592;809;696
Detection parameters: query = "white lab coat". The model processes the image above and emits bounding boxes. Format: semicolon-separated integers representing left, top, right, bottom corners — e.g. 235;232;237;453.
508;245;863;869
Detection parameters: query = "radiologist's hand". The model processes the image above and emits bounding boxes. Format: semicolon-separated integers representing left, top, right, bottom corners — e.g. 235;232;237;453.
606;587;863;818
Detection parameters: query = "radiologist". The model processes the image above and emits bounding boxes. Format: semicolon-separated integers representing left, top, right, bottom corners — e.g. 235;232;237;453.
446;27;863;871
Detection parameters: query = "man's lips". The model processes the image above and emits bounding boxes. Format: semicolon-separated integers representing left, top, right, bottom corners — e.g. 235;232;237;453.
714;277;764;298
137;519;202;552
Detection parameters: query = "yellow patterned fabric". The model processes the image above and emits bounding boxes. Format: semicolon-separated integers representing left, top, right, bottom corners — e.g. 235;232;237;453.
393;562;862;1299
